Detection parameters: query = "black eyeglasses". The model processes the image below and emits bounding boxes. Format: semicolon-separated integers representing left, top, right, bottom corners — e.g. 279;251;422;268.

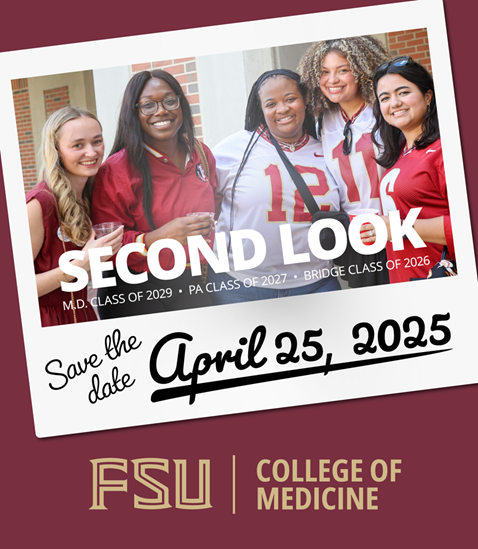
135;95;181;115
376;56;414;73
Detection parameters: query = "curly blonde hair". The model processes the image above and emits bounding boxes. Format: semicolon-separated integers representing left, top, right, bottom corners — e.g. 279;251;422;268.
298;35;391;117
38;106;101;245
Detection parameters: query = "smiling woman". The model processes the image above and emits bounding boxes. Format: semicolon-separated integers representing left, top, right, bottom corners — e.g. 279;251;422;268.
91;70;220;318
259;75;307;143
376;70;433;152
363;57;455;283
137;79;184;153
26;106;124;327
298;36;391;287
208;69;342;305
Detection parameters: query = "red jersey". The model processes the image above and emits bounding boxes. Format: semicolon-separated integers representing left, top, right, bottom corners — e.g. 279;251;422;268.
379;139;455;283
91;143;219;272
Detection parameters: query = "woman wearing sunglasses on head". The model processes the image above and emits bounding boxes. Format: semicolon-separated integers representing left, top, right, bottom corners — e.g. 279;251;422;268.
298;36;391;286
91;70;220;318
26;106;123;327
209;69;342;305
361;56;455;283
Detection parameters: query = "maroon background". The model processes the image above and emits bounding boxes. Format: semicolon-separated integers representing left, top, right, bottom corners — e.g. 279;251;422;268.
1;0;476;546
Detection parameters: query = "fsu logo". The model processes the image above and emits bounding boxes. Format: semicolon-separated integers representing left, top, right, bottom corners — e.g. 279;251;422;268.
196;163;208;182
90;458;212;510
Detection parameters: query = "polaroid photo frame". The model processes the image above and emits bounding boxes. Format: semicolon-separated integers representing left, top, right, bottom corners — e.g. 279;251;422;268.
0;0;476;437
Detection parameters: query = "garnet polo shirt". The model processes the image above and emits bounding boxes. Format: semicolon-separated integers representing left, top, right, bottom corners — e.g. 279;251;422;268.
91;143;219;273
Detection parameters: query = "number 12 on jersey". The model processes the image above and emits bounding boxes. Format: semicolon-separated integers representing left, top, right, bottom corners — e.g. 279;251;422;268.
265;163;331;223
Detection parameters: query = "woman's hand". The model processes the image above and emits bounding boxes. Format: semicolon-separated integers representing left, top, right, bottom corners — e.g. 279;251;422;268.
75;225;124;271
92;225;124;259
360;216;446;246
30;209;124;298
145;215;214;248
359;216;390;244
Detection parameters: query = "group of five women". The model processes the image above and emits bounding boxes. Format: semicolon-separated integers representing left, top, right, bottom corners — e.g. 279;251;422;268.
26;35;454;326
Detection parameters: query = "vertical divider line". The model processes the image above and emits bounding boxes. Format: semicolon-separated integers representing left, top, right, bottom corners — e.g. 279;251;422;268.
232;454;236;514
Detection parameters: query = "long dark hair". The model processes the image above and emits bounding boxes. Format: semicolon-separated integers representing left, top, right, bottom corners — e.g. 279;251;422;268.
110;70;195;230
372;58;439;168
227;69;316;244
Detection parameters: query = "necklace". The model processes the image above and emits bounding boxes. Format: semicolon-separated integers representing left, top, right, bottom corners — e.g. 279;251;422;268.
340;102;367;125
275;133;308;152
258;125;309;152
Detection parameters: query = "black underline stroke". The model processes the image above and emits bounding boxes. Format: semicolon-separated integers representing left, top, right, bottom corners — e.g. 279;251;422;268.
150;348;451;403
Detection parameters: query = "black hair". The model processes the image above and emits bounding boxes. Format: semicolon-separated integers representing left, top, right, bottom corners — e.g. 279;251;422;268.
110;69;195;230
227;70;316;242
372;58;439;169
244;69;317;136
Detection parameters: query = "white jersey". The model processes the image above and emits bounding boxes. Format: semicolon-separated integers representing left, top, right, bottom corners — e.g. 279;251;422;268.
321;105;385;214
213;130;341;288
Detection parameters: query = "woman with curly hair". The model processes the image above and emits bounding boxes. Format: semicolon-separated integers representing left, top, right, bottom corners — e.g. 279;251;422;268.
298;35;391;286
209;69;341;305
91;70;220;318
26;106;123;327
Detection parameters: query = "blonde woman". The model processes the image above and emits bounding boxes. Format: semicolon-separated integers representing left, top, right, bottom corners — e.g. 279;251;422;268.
298;36;391;286
26;106;123;326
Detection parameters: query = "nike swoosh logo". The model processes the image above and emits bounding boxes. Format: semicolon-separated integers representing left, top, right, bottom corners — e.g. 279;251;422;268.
426;149;437;154
314;153;324;157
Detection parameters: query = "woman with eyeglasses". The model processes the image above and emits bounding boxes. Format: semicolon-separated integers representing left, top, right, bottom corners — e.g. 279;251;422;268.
26;106;123;327
361;57;455;283
209;69;342;305
298;36;391;286
91;70;220;318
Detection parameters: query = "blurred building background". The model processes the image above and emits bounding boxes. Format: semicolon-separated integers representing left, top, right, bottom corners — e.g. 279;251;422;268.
13;29;431;193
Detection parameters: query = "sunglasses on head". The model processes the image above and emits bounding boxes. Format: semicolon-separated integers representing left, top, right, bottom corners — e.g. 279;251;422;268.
376;56;414;73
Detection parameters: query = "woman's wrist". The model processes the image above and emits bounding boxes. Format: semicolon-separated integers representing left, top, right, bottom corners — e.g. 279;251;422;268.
71;256;89;274
59;266;77;283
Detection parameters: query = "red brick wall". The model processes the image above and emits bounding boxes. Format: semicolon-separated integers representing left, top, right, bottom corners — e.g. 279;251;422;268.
12;79;37;192
12;82;72;193
388;29;431;73
44;86;71;118
131;58;203;140
12;83;73;193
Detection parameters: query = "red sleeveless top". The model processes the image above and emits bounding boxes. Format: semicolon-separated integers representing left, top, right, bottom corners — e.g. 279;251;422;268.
26;181;97;327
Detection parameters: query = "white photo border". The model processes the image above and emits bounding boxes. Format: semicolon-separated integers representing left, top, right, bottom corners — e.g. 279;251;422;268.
0;0;477;438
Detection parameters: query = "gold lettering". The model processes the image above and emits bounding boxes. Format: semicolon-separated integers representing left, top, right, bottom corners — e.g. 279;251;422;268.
257;459;270;482
332;459;348;482
272;459;289;482
174;459;212;509
370;459;388;482
347;487;364;509
319;459;330;482
282;487;294;510
89;458;127;510
322;487;335;510
367;487;379;509
257;487;278;510
390;460;402;481
132;458;171;510
305;459;317;482
351;460;363;482
292;460;304;482
296;487;311;510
